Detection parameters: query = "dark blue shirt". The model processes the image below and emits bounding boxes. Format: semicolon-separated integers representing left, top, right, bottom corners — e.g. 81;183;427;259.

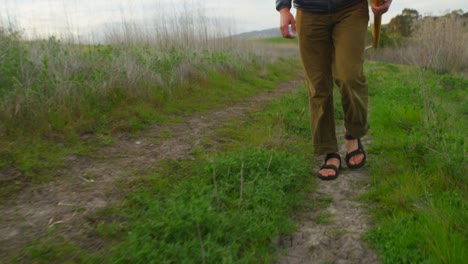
276;0;365;13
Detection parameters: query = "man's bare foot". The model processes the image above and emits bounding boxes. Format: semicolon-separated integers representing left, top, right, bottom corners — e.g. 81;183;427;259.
345;138;364;166
344;134;366;169
318;153;341;180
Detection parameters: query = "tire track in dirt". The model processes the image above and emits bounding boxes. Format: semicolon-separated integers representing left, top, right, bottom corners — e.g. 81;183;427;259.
0;77;304;260
277;136;380;264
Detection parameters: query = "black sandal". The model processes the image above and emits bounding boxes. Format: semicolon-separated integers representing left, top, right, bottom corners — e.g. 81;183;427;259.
345;134;366;169
318;153;341;181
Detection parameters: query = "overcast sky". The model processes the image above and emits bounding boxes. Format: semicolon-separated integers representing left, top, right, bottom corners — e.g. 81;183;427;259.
1;0;467;40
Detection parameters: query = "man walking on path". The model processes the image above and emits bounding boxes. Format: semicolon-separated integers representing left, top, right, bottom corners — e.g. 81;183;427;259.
276;0;392;180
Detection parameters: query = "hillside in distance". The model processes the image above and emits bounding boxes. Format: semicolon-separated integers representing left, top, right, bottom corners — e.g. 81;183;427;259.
234;27;282;39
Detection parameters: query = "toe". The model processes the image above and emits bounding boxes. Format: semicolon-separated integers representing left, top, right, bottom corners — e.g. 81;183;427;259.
351;154;363;166
319;169;328;177
319;169;335;178
351;155;359;165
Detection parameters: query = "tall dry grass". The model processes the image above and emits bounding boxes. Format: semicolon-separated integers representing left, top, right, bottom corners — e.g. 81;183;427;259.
367;15;468;74
102;4;238;51
0;6;290;138
403;16;467;73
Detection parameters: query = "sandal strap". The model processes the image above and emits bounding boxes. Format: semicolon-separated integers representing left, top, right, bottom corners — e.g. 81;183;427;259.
346;148;364;159
345;138;366;169
319;164;339;172
346;138;364;159
319;154;341;180
325;152;341;162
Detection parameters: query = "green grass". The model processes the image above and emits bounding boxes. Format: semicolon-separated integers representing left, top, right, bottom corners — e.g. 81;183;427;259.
313;196;334;209
0;138;90;198
257;37;299;45
363;62;468;264
103;149;309;263
313;212;334;225
14;79;315;263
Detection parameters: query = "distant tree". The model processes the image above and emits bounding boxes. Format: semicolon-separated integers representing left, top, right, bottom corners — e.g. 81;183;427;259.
386;9;420;37
442;10;467;27
450;9;464;16
402;9;420;19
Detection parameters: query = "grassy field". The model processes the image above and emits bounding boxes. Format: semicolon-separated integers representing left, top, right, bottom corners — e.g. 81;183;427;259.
1;15;467;263
11;83;315;263
364;62;467;263
91;92;315;262
0;27;302;197
7;59;466;263
364;19;467;264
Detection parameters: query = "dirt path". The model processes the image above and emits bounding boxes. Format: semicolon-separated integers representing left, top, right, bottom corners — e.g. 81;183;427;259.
1;75;379;263
277;136;380;264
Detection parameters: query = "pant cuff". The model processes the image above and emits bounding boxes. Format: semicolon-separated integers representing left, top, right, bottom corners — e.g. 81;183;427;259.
314;144;339;157
345;125;369;139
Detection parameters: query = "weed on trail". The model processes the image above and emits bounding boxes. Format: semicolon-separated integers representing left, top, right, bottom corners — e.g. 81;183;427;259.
364;62;468;264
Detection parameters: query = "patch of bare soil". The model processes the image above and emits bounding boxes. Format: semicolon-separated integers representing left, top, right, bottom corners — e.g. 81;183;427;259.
0;77;304;260
277;136;380;264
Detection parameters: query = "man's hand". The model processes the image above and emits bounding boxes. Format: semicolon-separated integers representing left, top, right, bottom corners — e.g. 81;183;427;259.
279;8;296;39
371;0;392;16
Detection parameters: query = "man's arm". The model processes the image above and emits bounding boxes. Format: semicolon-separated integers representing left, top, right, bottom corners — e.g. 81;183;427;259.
277;0;296;39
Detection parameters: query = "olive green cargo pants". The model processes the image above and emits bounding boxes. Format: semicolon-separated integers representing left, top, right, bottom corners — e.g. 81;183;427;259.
296;1;370;156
